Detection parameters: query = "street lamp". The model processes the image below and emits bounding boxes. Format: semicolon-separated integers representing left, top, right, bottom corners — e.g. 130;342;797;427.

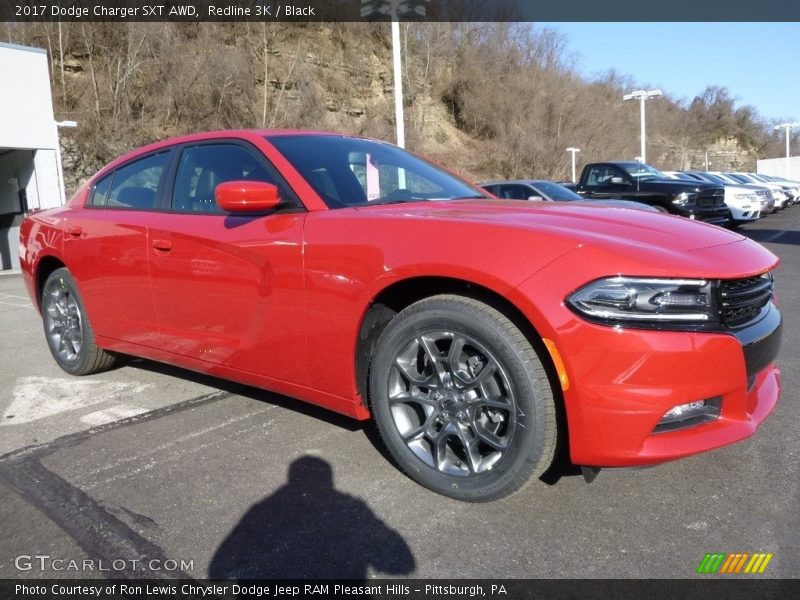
391;21;405;149
566;147;580;183
773;122;800;176
622;89;662;164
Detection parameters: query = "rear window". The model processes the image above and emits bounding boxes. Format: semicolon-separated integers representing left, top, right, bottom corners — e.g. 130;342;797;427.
89;173;114;207
101;152;170;210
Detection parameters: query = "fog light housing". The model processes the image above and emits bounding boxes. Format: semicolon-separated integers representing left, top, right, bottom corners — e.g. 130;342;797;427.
654;397;722;433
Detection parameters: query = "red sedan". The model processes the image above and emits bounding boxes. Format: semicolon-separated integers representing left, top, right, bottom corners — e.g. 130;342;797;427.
19;130;782;501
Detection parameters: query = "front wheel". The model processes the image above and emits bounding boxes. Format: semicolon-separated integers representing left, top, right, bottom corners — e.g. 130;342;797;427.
41;268;117;375
369;295;557;501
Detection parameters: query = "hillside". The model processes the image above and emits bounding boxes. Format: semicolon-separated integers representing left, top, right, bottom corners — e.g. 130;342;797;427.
3;22;789;194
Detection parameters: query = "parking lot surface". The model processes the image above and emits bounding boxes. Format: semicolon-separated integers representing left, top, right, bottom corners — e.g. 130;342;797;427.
1;211;799;580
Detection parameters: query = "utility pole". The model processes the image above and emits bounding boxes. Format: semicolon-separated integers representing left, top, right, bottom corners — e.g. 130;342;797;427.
773;122;800;177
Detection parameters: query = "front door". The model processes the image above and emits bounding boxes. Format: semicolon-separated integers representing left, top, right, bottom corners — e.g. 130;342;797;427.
147;141;308;383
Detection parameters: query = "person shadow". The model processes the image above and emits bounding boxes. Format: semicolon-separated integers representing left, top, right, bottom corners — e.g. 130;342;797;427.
208;456;416;580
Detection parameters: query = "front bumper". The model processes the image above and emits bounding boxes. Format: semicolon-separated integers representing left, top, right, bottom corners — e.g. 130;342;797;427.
541;304;781;467
727;204;760;222
673;205;731;226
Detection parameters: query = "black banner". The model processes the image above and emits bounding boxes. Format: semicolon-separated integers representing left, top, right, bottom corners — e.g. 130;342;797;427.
1;0;800;22
2;579;799;600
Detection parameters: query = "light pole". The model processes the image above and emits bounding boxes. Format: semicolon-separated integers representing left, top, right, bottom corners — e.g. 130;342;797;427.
391;21;405;149
566;147;580;183
773;122;800;176
622;89;662;164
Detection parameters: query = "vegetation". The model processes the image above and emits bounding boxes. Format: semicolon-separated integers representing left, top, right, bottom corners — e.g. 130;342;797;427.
2;22;793;194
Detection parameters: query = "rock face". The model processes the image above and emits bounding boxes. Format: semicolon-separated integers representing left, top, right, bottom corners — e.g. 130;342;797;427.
59;137;103;197
49;23;472;196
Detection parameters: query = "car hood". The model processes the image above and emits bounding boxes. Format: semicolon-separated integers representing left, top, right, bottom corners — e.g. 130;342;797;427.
636;178;717;191
356;199;739;252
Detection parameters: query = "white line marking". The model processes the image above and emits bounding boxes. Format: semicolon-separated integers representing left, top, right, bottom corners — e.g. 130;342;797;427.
0;300;32;309
84;418;276;490
74;406;274;485
80;404;149;426
2;377;152;425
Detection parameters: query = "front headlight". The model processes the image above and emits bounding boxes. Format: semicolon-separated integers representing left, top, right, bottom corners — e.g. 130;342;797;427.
672;192;694;206
567;277;718;328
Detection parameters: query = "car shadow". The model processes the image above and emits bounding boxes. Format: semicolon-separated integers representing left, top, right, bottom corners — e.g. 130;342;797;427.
124;357;364;432
124;357;576;489
741;229;800;246
208;455;416;579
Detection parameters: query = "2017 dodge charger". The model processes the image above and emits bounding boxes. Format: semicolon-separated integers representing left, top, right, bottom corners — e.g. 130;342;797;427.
19;131;782;501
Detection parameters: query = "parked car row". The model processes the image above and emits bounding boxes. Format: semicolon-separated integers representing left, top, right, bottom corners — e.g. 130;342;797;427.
664;170;800;223
483;161;799;230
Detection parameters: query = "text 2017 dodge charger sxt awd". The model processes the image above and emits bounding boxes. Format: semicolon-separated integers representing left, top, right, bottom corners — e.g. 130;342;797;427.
19;131;782;501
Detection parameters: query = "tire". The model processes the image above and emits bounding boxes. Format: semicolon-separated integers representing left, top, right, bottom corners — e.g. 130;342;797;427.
369;295;557;502
41;268;117;375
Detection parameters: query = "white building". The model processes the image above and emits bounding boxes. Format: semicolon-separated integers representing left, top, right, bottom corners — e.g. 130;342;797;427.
757;156;800;180
0;42;66;271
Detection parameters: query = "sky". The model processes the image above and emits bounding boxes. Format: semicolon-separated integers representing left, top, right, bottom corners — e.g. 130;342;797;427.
539;23;800;123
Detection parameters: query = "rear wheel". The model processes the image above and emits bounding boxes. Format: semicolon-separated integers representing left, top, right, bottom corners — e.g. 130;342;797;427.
41;268;117;375
369;295;557;501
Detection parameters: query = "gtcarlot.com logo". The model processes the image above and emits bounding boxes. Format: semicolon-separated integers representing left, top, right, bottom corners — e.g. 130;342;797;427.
696;552;773;574
15;554;193;572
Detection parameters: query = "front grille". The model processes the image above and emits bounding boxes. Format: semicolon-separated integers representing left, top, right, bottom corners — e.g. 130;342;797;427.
719;273;774;327
697;187;726;208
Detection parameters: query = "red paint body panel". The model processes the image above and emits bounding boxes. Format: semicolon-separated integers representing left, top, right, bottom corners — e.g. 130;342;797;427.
19;130;782;464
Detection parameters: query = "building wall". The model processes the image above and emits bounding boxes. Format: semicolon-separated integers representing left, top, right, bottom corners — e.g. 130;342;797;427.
0;42;65;269
757;156;800;180
0;44;59;152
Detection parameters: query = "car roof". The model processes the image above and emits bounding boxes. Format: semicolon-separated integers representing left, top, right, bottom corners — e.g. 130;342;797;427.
93;129;369;181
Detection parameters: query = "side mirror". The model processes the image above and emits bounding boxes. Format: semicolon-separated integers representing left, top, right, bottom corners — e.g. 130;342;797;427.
215;181;281;212
609;176;627;185
527;195;544;201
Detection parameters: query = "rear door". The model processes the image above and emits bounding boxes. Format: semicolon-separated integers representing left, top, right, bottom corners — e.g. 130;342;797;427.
63;150;171;345
148;140;308;382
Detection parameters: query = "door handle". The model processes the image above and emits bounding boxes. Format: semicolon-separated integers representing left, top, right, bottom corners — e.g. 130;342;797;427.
151;239;172;252
66;226;83;237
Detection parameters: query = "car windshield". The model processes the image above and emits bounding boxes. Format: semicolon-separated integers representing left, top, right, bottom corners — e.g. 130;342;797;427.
619;163;667;181
692;172;725;184
530;181;582;201
714;173;738;184
727;173;751;184
266;134;486;208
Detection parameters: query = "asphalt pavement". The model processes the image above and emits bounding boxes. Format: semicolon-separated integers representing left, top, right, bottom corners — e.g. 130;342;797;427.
1;209;799;580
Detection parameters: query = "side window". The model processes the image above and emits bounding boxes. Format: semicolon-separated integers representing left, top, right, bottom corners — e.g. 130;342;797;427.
106;152;170;210
585;166;610;187
171;143;295;213
507;185;533;200
495;185;531;200
89;173;114;207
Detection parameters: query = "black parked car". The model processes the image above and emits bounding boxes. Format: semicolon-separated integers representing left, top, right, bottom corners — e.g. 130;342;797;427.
574;161;730;226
